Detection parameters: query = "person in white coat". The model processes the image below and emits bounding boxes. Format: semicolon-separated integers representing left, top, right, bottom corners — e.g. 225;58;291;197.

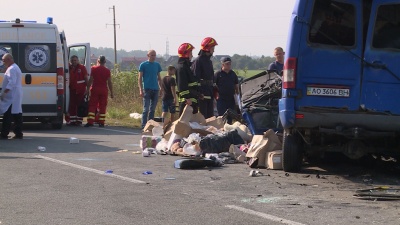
0;53;23;139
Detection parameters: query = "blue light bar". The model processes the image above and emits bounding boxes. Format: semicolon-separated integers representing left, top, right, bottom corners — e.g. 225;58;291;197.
47;17;53;24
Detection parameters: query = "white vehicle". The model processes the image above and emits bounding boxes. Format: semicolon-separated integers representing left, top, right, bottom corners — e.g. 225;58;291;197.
0;18;90;129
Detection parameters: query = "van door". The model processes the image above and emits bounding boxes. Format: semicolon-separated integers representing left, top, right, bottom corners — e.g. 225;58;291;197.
362;0;400;115
17;27;59;117
68;43;91;75
62;41;91;113
295;0;363;111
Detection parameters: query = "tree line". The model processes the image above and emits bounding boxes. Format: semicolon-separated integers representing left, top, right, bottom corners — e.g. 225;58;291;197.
90;47;276;71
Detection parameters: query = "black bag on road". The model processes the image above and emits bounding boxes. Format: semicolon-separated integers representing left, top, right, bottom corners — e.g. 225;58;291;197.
77;95;89;117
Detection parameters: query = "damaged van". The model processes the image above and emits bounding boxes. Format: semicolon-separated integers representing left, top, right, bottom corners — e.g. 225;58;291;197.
240;70;282;135
280;0;400;171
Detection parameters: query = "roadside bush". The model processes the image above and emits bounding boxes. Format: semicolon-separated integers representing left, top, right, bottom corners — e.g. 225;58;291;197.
107;65;162;127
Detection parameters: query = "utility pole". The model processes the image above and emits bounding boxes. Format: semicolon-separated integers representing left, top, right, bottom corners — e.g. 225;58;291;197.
106;5;119;67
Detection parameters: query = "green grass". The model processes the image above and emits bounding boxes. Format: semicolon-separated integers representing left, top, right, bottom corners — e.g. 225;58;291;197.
105;69;266;128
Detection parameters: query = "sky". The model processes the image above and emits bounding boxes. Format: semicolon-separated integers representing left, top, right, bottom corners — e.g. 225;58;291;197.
3;0;295;57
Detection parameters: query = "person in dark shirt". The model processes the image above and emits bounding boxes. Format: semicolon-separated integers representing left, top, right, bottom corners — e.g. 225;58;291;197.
191;37;218;119
268;47;285;74
214;57;239;124
161;65;178;123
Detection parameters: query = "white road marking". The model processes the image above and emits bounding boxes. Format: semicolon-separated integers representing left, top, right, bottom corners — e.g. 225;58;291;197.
36;155;146;184
92;127;141;135
225;205;306;225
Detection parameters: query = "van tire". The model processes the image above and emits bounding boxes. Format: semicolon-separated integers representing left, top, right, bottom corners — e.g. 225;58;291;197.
51;122;63;129
282;130;302;172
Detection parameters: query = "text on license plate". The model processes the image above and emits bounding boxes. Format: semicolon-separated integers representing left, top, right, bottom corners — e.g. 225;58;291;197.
307;87;350;97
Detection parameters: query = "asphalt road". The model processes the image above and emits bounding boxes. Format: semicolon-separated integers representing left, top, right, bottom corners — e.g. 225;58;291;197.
0;123;399;225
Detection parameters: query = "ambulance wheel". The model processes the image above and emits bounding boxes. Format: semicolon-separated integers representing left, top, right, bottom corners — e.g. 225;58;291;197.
282;130;302;172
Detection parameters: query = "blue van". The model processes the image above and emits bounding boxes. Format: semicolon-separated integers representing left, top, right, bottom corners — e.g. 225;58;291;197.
280;0;400;171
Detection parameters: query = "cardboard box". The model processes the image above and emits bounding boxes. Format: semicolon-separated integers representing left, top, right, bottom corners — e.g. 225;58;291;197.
173;121;192;137
205;116;224;130
140;135;162;150
164;129;173;140
267;150;283;170
143;120;161;132
191;113;206;125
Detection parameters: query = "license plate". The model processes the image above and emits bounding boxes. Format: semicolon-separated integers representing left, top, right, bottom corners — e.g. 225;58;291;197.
307;86;350;97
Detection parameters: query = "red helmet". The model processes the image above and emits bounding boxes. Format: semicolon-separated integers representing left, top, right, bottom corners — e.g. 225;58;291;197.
178;43;195;58
200;37;218;51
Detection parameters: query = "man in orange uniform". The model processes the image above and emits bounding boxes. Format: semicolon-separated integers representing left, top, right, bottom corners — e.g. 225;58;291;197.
84;55;113;127
66;55;88;125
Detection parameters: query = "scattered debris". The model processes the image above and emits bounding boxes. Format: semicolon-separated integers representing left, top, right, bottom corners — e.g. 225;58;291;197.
37;146;46;152
353;187;400;200
142;171;153;175
69;137;79;144
105;170;113;174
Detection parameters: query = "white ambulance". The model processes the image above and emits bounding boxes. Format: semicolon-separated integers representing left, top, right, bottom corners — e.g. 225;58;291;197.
0;18;90;129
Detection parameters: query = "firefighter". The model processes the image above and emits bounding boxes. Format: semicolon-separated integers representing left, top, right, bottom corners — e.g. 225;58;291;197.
84;55;113;127
191;37;218;119
66;55;88;125
176;43;200;115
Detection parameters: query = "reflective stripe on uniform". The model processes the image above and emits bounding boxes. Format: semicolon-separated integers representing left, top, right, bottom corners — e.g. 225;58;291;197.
77;80;85;84
87;112;95;120
188;82;198;87
179;90;190;96
203;95;211;99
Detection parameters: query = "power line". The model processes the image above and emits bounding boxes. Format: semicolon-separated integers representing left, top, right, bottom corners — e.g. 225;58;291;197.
106;5;120;66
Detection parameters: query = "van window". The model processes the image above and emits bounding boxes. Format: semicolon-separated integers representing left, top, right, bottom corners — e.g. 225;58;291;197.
309;0;356;46
20;44;57;73
0;45;13;70
372;4;400;49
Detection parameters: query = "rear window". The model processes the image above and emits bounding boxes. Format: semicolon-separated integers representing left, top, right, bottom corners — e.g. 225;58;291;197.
20;44;57;73
372;4;400;49
309;0;356;46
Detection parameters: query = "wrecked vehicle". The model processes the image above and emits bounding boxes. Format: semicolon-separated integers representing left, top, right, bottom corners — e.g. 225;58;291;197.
239;70;282;135
280;0;400;172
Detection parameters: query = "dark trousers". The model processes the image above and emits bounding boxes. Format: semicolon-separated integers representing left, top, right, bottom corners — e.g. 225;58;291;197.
217;98;236;124
1;105;23;138
198;98;214;119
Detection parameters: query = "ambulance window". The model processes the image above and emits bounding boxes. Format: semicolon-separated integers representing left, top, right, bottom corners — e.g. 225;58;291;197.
21;44;56;73
309;0;355;46
372;4;400;50
0;45;13;71
69;46;87;65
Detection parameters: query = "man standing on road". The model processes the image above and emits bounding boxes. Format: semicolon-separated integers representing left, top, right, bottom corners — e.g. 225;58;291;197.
0;53;23;139
84;55;113;127
268;47;285;74
191;37;218;119
214;57;239;124
176;43;200;116
66;55;88;126
138;50;162;129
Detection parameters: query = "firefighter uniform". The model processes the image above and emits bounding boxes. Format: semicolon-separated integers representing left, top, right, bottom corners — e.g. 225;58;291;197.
86;65;111;126
176;57;200;115
191;52;214;118
66;63;88;125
